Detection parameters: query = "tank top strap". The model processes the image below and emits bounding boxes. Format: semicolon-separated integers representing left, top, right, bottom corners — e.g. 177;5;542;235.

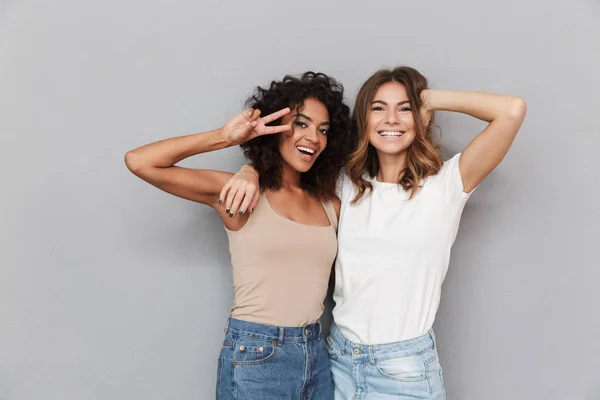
322;200;338;232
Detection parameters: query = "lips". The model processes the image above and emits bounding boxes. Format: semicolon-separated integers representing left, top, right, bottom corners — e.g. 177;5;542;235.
296;145;318;162
378;130;404;137
297;146;316;155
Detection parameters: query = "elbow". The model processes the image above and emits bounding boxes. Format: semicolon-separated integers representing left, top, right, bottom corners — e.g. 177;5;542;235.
509;97;527;121
124;150;144;174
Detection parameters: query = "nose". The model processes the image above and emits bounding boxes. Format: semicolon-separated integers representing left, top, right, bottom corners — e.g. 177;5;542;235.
305;126;319;142
385;109;398;125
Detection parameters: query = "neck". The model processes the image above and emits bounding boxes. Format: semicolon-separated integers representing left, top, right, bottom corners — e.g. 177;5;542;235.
376;151;408;183
280;162;302;190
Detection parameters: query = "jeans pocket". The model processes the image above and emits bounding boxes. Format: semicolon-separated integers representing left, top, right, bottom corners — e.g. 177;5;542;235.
376;355;428;382
422;347;439;366
232;337;275;366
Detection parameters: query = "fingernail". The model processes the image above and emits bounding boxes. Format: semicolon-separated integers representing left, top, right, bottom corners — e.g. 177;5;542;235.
225;208;230;213
245;121;250;126
218;199;223;204
229;212;234;217
250;208;254;214
239;210;244;215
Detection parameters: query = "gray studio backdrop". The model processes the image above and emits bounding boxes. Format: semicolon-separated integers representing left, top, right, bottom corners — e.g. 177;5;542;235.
1;0;599;399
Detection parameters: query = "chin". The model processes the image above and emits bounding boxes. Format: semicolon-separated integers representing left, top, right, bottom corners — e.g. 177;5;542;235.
371;142;408;155
295;164;314;173
370;136;413;154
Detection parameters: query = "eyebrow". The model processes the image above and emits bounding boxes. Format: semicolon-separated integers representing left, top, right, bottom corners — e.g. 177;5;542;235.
294;113;330;126
371;100;410;106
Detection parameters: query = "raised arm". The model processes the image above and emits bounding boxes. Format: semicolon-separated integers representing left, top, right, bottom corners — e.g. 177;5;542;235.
124;108;291;226
421;90;527;193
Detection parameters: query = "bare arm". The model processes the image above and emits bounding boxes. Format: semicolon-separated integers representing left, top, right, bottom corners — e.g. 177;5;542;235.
124;108;291;227
125;128;234;208
422;90;527;193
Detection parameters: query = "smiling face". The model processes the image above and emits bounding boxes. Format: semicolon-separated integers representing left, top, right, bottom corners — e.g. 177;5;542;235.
367;82;416;158
277;97;330;173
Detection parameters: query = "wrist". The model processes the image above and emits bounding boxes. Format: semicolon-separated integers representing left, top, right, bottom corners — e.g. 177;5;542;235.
241;164;259;177
420;89;434;110
216;127;235;147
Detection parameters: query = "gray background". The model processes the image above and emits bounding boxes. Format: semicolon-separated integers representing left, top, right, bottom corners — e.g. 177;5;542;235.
1;0;599;399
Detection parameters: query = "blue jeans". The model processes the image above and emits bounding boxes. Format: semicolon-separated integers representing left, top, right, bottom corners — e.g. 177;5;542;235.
217;317;334;400
327;323;446;400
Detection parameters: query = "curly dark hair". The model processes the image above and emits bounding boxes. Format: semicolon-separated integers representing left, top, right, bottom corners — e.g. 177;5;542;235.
240;72;353;200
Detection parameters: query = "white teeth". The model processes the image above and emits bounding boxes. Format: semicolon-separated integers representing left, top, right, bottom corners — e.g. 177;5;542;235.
379;131;404;137
297;146;315;154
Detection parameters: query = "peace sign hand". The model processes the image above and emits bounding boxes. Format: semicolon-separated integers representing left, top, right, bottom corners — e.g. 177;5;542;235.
221;107;292;146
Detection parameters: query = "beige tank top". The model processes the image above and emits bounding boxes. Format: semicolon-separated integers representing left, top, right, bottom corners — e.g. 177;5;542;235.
225;192;338;327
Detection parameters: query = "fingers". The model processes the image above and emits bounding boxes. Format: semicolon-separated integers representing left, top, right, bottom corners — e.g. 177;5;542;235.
229;188;247;216
263;124;292;135
250;109;261;121
224;185;239;217
261;107;291;124
224;180;252;217
221;178;260;217
242;108;261;125
242;108;254;121
219;180;233;205
245;109;261;124
238;182;259;215
249;191;260;214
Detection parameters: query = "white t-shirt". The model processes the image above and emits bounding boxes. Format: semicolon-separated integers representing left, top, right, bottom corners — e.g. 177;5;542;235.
332;153;472;344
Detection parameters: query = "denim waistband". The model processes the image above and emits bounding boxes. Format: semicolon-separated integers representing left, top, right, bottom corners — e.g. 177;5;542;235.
329;323;436;360
226;317;321;345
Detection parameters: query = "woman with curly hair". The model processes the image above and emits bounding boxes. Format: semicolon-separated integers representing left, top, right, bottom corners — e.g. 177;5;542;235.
124;71;352;400
223;66;527;399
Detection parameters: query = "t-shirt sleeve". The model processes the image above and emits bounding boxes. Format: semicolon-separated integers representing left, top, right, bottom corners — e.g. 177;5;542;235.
439;153;474;207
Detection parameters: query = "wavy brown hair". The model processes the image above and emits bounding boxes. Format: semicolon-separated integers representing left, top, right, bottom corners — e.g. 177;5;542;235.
240;72;352;200
347;66;442;203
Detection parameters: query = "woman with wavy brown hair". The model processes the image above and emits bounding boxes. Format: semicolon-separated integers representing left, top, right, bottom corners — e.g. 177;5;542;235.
223;66;526;399
125;71;352;400
326;66;526;399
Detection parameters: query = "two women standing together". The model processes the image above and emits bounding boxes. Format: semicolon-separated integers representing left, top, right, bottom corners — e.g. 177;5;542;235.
125;66;526;399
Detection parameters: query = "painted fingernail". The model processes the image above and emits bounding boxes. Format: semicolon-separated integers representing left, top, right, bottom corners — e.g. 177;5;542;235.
218;199;223;204
225;208;230;213
229;212;234;217
239;210;244;215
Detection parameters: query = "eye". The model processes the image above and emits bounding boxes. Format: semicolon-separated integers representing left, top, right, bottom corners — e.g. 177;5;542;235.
371;106;384;112
400;107;412;112
319;128;329;135
293;121;307;128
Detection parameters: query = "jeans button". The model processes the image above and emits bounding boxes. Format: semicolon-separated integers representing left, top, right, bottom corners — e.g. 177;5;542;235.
353;348;360;355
